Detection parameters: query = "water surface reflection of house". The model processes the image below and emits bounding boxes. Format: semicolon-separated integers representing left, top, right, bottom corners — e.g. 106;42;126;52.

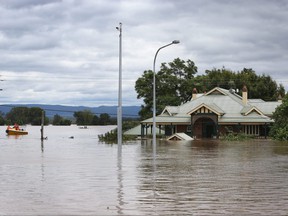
141;86;281;139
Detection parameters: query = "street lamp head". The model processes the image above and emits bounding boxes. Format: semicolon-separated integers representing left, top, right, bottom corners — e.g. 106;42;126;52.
172;40;180;44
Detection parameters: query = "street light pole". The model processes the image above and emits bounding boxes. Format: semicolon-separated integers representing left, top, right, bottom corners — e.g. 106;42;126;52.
116;22;122;156
152;40;180;156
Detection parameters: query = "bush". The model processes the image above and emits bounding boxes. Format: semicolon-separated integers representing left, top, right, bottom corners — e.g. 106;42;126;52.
272;126;288;141
98;128;137;144
98;121;140;143
222;133;254;141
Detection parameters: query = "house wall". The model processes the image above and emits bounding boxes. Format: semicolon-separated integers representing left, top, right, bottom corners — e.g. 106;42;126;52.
193;120;203;138
176;125;187;133
218;124;269;138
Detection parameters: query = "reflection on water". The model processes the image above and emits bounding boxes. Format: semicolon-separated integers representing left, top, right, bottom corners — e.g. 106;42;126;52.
0;125;288;215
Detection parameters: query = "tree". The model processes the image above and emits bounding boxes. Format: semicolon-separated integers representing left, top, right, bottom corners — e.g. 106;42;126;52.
6;107;30;125
199;67;284;101
135;58;198;119
98;113;111;125
270;93;288;140
0;111;5;125
204;67;237;90
92;115;100;125
73;110;94;125
53;114;63;125
29;107;44;125
5;106;48;125
60;119;72;125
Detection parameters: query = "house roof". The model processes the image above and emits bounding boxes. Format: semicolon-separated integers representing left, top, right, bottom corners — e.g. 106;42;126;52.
142;87;280;125
167;133;194;141
124;124;164;135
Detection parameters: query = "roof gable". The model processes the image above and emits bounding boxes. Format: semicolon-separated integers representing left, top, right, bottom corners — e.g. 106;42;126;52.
206;87;228;96
167;133;194;141
161;106;179;116
187;103;225;116
241;106;265;116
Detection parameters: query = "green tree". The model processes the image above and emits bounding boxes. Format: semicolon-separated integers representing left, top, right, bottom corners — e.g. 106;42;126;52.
29;107;44;125
74;110;94;125
53;114;63;125
270;93;288;140
52;114;71;125
204;67;237;90
92;115;100;125
135;70;154;120
202;68;283;101
99;113;111;125
0;111;5;125
6;107;30;125
60;119;72;125
135;58;198;119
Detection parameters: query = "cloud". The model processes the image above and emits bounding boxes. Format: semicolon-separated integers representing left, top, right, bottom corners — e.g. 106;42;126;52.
0;0;287;106
0;0;62;9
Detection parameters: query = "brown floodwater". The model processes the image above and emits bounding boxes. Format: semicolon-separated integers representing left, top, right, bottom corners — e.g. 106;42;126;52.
0;125;287;215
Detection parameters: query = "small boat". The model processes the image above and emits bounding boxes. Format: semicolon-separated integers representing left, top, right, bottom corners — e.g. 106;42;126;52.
6;125;28;135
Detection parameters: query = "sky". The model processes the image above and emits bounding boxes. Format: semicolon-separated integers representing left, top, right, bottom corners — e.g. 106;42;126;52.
0;0;287;107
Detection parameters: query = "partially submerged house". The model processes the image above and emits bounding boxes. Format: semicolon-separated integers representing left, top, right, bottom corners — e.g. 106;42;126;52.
141;86;281;139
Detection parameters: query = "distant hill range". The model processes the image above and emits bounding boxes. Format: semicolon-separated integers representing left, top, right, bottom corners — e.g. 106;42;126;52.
0;104;141;118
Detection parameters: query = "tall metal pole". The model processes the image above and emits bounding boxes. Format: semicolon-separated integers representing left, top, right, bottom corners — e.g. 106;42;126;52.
41;110;44;140
117;22;122;155
152;40;180;156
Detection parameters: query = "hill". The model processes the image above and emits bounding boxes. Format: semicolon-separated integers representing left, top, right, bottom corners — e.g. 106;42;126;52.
0;104;141;119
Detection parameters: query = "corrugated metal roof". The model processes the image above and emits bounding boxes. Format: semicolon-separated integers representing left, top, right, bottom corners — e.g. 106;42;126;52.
142;115;190;124
141;87;280;125
124;124;164;135
250;101;281;115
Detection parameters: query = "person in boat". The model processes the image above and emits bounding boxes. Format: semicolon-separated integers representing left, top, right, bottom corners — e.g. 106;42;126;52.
13;123;20;130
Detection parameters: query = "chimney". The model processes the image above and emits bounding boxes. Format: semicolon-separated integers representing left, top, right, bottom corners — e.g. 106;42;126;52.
242;85;248;105
192;88;198;100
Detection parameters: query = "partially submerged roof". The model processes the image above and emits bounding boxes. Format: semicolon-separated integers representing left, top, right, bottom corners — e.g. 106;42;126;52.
167;133;194;141
124;124;164;136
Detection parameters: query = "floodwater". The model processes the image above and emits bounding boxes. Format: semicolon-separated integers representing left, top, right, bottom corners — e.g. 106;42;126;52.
0;125;288;215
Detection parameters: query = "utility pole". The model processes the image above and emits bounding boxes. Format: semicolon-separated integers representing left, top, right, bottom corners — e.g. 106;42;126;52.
41;110;44;140
116;22;122;156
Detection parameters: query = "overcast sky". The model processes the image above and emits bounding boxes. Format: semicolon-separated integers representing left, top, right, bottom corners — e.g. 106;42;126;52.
0;0;287;107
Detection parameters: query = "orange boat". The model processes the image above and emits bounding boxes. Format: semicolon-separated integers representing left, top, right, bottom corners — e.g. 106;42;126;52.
6;125;28;135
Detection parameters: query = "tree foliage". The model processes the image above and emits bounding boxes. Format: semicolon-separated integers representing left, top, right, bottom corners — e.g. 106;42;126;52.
135;58;197;119
52;114;72;125
29;107;44;125
0;111;5;125
270;93;288;140
74;110;94;125
6;107;30;125
73;110;115;125
5;106;49;125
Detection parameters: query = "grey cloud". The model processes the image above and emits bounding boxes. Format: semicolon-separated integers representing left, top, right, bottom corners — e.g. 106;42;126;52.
0;0;62;9
0;0;287;106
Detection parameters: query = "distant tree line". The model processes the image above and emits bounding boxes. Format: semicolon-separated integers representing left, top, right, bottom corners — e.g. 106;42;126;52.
73;110;116;125
0;107;116;126
0;107;49;125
